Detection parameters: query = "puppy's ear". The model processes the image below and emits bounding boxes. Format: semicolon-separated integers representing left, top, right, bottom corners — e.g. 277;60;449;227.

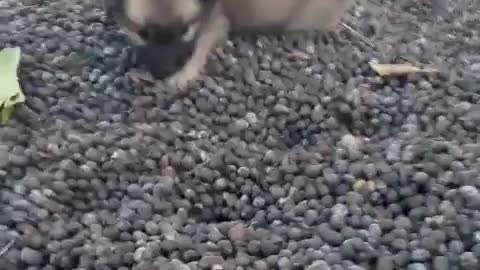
182;22;200;42
101;0;118;18
124;0;153;26
172;0;203;23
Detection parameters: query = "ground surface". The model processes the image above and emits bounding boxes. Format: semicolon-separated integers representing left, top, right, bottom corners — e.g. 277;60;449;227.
1;0;480;269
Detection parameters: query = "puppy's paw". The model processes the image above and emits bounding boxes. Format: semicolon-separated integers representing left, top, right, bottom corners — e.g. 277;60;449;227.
166;66;200;89
126;69;155;83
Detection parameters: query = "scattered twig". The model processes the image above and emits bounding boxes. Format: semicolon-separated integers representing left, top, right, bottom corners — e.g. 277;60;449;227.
340;22;376;48
0;239;15;257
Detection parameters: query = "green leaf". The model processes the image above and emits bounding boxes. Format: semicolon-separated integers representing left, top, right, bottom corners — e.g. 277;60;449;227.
0;47;25;124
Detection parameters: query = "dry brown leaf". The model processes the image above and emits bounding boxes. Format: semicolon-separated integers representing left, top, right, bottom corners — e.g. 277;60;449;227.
369;62;439;77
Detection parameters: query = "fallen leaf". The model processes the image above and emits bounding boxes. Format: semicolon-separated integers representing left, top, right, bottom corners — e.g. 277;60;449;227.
0;47;25;124
369;62;439;77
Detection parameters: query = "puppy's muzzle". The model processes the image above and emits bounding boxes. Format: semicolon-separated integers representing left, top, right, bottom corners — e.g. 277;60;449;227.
126;25;195;80
129;41;195;80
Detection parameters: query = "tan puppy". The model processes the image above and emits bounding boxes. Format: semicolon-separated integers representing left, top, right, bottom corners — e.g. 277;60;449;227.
103;0;359;89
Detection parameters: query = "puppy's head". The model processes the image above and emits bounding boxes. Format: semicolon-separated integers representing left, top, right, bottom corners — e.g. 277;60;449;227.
103;0;203;44
129;24;196;80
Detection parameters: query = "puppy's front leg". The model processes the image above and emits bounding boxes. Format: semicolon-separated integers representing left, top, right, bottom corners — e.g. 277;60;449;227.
167;4;229;89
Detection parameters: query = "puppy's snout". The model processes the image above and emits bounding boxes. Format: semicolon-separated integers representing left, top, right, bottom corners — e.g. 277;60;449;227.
131;40;194;80
125;22;197;80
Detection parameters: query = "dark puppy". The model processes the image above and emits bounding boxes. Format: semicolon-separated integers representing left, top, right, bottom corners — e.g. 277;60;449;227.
130;26;195;79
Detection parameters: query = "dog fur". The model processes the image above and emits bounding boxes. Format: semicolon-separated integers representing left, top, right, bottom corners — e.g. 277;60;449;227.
103;0;359;89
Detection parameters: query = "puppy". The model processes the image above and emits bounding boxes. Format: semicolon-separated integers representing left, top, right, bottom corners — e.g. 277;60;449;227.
103;0;360;89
